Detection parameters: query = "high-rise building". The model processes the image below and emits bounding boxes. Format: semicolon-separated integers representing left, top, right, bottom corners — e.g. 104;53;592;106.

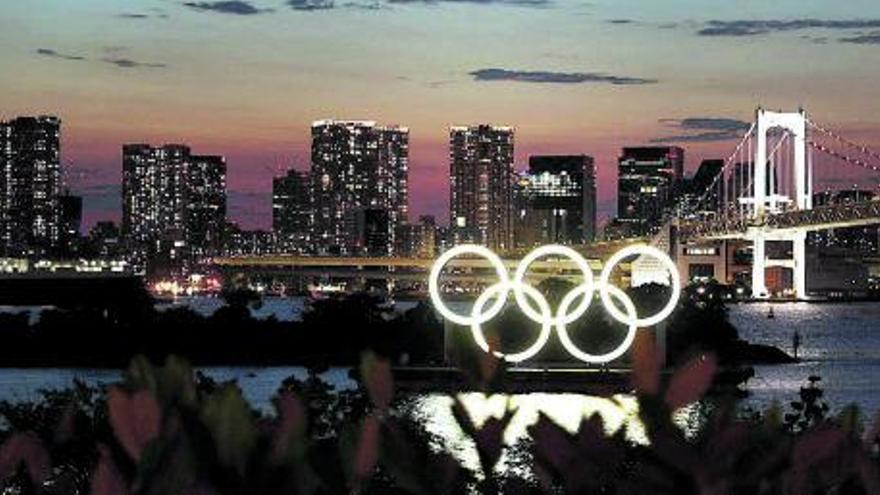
122;144;227;266
678;159;723;217
515;155;596;247
449;125;515;250
395;215;437;258
810;189;879;253
0;116;63;256
617;146;684;235
59;192;83;256
185;155;226;255
309;120;409;255
359;208;390;257
272;169;311;253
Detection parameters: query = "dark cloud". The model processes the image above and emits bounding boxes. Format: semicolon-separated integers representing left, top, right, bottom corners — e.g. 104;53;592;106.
840;32;880;44
119;13;151;19
287;0;334;10
343;1;386;10
607;19;633;24
698;19;880;37
652;117;751;143
469;68;657;85
182;1;270;14
387;0;550;6
36;48;86;61
103;58;167;69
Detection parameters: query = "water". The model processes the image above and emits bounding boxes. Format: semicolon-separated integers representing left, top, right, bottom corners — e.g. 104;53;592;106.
730;301;880;417
1;299;879;477
3;300;879;415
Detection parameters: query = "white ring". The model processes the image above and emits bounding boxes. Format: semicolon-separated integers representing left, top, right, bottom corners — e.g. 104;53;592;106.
599;244;681;328
555;283;638;364
428;244;509;326
428;243;681;364
470;282;553;363
512;244;594;325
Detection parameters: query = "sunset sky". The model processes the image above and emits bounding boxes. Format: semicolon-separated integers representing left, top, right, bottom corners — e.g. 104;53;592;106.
3;0;880;230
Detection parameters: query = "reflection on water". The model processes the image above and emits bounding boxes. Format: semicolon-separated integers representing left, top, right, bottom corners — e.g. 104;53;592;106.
730;302;880;416
399;393;646;478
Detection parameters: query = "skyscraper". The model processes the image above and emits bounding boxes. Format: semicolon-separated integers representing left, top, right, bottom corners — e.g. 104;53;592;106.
309;120;409;255
272;168;311;252
0;116;63;256
59;192;83;256
185;155;226;255
516;155;596;247
122;144;187;246
617;146;684;235
449;125;515;250
122;144;227;265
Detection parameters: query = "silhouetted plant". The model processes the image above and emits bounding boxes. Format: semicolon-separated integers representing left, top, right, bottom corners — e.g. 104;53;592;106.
0;349;879;493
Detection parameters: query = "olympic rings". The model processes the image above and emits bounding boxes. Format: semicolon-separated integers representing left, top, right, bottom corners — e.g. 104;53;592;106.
428;244;681;364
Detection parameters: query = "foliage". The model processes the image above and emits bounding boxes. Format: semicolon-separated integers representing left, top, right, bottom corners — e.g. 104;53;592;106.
0;294;445;368
0;347;878;493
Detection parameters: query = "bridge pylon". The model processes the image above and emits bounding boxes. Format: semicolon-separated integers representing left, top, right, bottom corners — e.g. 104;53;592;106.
750;108;810;299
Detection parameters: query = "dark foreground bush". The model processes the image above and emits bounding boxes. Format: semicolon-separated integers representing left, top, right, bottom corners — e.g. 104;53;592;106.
0;343;877;494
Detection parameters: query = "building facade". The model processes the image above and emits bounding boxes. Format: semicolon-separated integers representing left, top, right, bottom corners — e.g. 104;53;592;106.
617;146;684;236
515;155;596;247
449;125;515;250
185;155;227;256
272;169;311;253
309;120;409;255
0;116;63;256
122;144;227;269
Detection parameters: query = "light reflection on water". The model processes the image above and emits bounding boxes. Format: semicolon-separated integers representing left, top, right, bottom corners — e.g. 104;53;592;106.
730;302;880;416
399;392;646;478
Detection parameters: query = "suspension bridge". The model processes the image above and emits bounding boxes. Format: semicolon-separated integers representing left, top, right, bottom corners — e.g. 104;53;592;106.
669;107;880;299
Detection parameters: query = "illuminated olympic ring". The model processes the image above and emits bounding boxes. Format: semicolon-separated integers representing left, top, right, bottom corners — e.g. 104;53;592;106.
428;244;681;364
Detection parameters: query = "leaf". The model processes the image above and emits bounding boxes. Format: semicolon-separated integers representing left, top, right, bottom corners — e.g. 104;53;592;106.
789;426;847;494
0;432;50;488
361;351;393;412
125;355;158;392
631;330;660;396
352;414;381;484
201;385;257;476
837;404;863;437
91;444;130;495
273;392;307;461
664;353;717;410
108;387;161;462
452;397;514;476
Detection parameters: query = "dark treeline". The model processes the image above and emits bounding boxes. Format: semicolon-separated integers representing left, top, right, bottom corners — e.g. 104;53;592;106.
0;286;445;368
0;278;792;369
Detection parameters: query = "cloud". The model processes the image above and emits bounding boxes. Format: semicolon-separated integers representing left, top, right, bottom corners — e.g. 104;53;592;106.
103;58;167;69
119;13;151;19
36;48;86;61
697;19;880;37
651;117;751;143
469;68;657;85
182;1;270;14
287;0;335;10
840;32;880;44
607;19;633;24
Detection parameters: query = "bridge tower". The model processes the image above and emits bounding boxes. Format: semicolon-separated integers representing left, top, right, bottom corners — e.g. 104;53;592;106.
749;108;810;299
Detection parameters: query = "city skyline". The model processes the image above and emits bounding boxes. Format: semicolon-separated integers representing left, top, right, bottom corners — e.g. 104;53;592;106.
4;0;880;229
